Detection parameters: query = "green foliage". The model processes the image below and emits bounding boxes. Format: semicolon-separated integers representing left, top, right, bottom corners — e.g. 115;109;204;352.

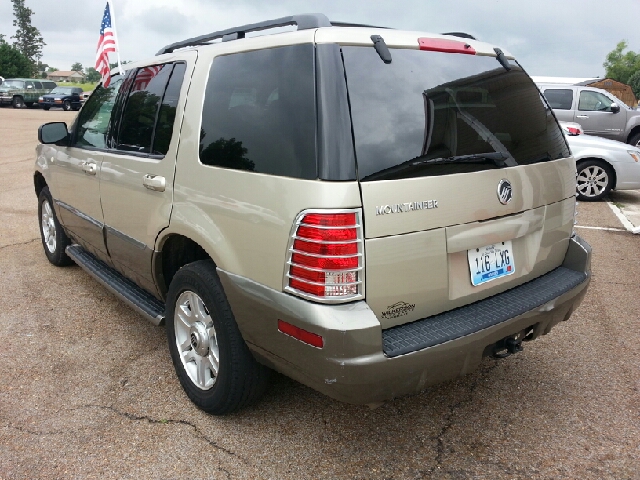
84;67;101;83
0;42;33;78
11;0;45;74
71;62;83;73
628;71;640;100
603;40;640;85
46;66;58;72
55;81;98;91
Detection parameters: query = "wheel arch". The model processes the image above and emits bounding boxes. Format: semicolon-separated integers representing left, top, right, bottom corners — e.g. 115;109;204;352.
34;171;47;198
576;157;617;190
627;126;640;146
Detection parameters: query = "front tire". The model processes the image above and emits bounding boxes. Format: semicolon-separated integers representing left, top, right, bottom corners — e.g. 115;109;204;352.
12;96;24;108
576;160;614;201
38;187;73;266
63;100;71;111
629;131;640;148
42;106;50;111
166;260;270;415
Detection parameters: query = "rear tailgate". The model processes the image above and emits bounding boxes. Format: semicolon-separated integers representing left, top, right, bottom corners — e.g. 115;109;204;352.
361;161;576;329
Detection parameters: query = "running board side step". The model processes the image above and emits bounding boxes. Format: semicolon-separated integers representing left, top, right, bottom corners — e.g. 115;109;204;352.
66;244;165;326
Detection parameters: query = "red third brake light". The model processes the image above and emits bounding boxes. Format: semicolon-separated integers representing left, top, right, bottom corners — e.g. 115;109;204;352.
284;209;364;302
418;38;476;55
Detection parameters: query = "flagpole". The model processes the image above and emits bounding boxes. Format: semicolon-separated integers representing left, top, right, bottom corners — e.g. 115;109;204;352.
107;0;123;72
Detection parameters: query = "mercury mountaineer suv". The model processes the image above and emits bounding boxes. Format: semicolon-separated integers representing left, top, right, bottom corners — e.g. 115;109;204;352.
34;14;592;414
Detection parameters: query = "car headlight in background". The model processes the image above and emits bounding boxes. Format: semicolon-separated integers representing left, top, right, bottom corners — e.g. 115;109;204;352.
38;96;43;101
627;151;640;163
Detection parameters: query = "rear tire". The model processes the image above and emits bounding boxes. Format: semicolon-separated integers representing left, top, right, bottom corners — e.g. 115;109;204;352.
576;159;614;201
12;96;24;108
63;100;71;111
43;106;50;111
38;187;73;266
166;260;270;415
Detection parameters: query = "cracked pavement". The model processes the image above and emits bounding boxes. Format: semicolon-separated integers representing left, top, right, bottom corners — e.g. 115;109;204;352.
1;108;639;480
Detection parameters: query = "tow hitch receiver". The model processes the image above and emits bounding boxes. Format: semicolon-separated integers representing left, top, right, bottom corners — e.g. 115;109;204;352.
491;331;525;359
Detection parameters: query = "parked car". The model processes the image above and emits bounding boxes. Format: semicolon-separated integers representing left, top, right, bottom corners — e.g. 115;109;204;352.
561;122;640;201
38;86;84;111
34;14;592;414
537;82;640;147
0;78;57;108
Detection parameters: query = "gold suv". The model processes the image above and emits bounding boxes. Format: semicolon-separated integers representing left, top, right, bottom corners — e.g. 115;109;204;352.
34;14;592;414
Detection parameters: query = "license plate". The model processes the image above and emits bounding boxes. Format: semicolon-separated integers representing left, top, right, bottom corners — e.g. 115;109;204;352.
467;241;515;286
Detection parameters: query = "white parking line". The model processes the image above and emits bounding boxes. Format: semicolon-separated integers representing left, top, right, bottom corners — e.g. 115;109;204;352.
606;200;640;234
574;225;626;232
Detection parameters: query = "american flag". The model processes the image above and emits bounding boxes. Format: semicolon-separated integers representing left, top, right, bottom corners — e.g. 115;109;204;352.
133;65;163;91
95;2;117;87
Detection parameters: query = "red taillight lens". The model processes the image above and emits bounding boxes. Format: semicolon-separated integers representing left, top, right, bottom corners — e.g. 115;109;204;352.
418;38;476;55
285;210;363;301
278;319;324;348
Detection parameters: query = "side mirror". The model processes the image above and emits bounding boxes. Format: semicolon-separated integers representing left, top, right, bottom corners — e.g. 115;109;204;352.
27;85;34;89
38;122;69;146
610;103;620;114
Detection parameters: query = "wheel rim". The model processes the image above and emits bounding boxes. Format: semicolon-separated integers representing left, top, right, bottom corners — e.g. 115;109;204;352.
577;165;608;198
174;290;220;390
41;199;57;253
63;101;70;111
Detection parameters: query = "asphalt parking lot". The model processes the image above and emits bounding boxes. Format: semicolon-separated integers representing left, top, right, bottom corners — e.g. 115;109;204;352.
0;107;638;480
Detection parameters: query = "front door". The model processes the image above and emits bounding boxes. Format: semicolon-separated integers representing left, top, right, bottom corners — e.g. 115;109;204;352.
575;88;627;141
50;77;124;261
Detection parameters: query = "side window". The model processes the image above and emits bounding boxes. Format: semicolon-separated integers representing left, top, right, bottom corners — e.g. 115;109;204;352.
44;82;56;89
543;89;573;110
199;44;317;179
74;76;124;149
152;63;186;155
578;90;614;112
116;64;174;154
25;81;34;89
34;81;43;89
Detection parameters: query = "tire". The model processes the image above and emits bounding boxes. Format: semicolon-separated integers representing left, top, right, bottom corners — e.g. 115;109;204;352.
166;260;270;415
629;132;640;148
38;187;73;266
12;96;24;108
25;102;34;108
63;100;71;111
43;106;50;111
576;159;614;201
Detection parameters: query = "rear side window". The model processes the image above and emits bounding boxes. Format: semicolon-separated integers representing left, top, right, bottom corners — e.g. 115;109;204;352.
543;89;573;110
116;64;175;154
43;81;56;89
199;44;317;179
342;47;570;181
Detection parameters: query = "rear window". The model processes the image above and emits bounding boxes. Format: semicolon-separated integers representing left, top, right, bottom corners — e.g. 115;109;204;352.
199;44;317;179
342;47;570;181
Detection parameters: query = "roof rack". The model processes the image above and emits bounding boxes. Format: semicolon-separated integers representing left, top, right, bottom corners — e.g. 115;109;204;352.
441;32;477;40
156;14;393;55
157;13;332;55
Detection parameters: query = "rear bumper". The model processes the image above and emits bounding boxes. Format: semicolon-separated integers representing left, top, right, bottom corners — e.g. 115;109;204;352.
219;234;591;405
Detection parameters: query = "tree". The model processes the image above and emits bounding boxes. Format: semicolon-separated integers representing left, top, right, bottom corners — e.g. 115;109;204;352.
0;42;33;78
84;67;101;83
11;0;45;75
603;41;640;85
628;71;640;99
71;62;83;73
46;66;58;72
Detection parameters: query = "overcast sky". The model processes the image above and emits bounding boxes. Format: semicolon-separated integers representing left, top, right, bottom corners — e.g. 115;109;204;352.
1;0;639;78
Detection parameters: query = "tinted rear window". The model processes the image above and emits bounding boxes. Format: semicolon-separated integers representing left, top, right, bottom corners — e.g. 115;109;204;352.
199;44;317;179
342;47;570;181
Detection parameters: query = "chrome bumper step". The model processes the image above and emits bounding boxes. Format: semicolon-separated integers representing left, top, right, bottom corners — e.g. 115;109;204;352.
66;244;165;325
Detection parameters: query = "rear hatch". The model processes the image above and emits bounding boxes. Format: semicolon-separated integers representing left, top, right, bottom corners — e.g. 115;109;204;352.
339;36;576;329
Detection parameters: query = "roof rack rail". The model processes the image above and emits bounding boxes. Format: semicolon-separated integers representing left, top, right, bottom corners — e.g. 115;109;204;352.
441;32;477;40
329;21;390;29
156;13;332;55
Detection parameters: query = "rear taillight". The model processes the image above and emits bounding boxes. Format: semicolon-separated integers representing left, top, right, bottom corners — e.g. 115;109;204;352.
284;209;364;303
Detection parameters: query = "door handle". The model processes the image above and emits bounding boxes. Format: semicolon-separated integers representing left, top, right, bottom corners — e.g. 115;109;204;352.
143;174;166;192
576;115;589;119
81;161;97;175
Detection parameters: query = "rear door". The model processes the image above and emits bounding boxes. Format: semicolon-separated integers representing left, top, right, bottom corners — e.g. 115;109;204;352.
541;87;576;123
341;44;576;329
99;54;195;293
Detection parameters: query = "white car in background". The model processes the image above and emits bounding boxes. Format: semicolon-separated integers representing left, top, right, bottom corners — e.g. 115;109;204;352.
562;122;640;201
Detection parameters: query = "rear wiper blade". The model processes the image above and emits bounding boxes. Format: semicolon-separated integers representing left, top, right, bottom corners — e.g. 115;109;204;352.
362;152;513;182
494;48;512;71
